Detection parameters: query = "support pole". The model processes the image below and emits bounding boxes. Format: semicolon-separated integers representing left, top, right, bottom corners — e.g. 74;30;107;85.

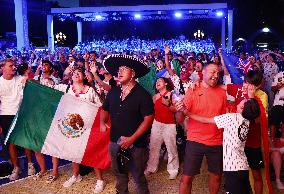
77;21;82;44
227;10;233;52
221;18;226;50
47;15;54;51
14;0;29;50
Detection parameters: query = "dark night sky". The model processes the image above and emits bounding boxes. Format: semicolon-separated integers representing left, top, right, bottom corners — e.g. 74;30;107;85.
0;0;283;47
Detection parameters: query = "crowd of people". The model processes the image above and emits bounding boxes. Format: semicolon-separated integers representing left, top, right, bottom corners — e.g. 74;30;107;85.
0;40;284;194
72;37;215;54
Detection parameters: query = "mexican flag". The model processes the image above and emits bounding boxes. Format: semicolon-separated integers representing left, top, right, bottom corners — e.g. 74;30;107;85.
5;81;111;169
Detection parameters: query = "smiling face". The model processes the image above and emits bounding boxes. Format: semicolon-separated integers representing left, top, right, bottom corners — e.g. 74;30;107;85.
90;53;96;61
156;60;164;70
155;77;167;91
42;63;52;74
202;63;220;87
72;69;85;83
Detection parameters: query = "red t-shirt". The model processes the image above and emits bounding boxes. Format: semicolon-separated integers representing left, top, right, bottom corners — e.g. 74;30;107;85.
183;85;227;146
154;92;175;124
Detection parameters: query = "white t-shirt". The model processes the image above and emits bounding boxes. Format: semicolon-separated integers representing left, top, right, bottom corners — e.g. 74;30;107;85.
0;76;25;115
263;62;279;85
54;84;102;106
214;113;250;171
272;71;284;106
34;74;60;87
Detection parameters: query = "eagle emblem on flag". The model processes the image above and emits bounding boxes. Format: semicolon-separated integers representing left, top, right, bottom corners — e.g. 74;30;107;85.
58;113;86;138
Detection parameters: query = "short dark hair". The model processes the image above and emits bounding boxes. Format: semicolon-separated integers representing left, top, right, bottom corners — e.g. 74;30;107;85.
196;60;204;67
76;58;85;63
242;98;260;121
244;70;263;87
42;60;53;68
89;51;97;55
17;63;29;75
187;56;196;61
268;53;276;61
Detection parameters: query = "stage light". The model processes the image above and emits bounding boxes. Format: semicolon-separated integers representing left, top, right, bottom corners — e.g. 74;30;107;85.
262;27;270;33
174;12;182;18
236;38;245;41
95;15;102;20
216;11;224;17
134;13;141;19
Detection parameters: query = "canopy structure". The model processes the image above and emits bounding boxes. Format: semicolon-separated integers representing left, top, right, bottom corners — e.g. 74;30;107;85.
47;3;233;51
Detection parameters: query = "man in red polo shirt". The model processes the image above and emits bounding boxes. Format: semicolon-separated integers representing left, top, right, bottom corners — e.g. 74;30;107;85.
175;62;227;194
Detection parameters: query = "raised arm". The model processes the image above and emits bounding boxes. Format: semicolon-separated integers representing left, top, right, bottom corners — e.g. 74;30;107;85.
83;52;90;71
90;64;112;91
164;46;175;76
187;112;215;124
218;48;229;75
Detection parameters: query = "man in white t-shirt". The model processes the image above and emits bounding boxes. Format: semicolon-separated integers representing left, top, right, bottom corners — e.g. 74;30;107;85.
187;87;260;194
0;59;36;180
